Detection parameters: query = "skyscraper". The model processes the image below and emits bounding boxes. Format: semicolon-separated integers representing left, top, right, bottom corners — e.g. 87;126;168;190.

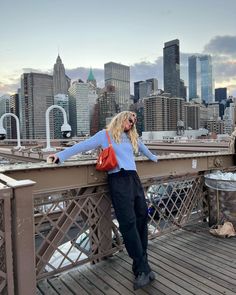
188;55;201;100
98;85;117;130
215;87;227;102
53;55;70;95
87;68;97;88
188;55;214;104
53;94;69;138
144;94;184;131
215;88;227;119
146;78;158;93
10;92;20;139
184;103;200;130
20;73;53;139
86;69;98;134
0;94;11;139
68;80;90;136
134;81;143;103
200;55;213;104
163;39;180;97
180;79;187;100
139;80;153;100
134;78;158;101
104;62;130;111
53;55;70;138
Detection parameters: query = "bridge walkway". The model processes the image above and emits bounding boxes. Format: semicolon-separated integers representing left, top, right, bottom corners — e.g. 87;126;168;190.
36;223;236;295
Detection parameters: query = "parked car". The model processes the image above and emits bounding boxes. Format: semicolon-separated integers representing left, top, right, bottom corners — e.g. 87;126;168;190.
147;182;189;219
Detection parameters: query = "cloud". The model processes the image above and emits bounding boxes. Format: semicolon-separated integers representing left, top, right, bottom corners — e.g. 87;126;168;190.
130;58;163;85
227;83;236;96
66;67;104;87
203;36;236;95
1;36;236;97
0;81;20;96
65;61;164;92
203;35;236;57
0;68;53;96
213;59;236;82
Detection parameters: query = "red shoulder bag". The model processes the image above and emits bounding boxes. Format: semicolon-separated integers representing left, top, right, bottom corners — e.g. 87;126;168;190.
96;130;118;171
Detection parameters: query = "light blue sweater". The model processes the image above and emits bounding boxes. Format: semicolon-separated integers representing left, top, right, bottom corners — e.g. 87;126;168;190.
56;129;158;174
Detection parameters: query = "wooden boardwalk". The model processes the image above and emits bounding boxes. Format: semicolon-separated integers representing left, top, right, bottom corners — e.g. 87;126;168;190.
37;224;236;295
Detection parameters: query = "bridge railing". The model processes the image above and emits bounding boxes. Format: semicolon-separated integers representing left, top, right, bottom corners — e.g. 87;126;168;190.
33;172;206;281
0;183;14;295
0;152;234;295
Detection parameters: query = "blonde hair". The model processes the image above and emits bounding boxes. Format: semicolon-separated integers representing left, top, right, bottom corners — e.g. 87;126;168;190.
106;111;139;153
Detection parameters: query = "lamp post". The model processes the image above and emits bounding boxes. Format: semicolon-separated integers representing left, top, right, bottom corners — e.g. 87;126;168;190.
42;105;71;153
0;113;22;149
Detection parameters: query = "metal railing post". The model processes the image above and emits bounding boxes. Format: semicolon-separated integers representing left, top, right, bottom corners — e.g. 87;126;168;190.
90;191;113;262
6;176;36;295
0;184;14;295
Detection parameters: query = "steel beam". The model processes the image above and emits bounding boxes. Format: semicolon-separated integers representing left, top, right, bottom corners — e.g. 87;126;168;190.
0;152;234;194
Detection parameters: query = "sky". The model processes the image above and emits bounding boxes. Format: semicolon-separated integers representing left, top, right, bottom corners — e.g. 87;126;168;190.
1;0;236;97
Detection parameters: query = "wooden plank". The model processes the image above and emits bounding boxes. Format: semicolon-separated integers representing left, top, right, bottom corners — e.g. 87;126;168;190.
148;246;223;295
48;277;74;294
88;263;134;295
77;265;120;295
150;244;230;295
151;259;209;295
119;255;197;295
200;233;236;247
117;254;193;295
174;229;236;255
168;232;236;275
179;232;236;255
168;231;236;278
166;232;236;273
172;227;236;251
114;255;174;295
113;255;169;295
116;253;185;295
101;259;161;295
101;261;142;293
60;273;89;295
37;279;58;295
103;256;162;295
36;287;43;295
69;269;104;295
156;238;236;288
183;223;236;248
150;239;236;294
36;224;236;295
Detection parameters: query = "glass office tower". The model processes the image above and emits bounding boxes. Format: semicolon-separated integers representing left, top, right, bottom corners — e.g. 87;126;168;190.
104;62;130;111
188;55;213;104
163;39;180;97
200;55;213;104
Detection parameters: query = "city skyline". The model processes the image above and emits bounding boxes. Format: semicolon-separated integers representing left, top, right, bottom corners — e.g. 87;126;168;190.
1;0;236;97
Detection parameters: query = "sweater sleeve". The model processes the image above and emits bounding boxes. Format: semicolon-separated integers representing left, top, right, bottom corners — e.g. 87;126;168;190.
56;130;104;163
138;140;158;162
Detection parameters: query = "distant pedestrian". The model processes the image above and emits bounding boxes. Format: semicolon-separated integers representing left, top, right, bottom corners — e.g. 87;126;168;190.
48;111;158;290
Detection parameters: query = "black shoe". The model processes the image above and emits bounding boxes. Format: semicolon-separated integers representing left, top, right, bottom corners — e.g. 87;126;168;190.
149;270;156;281
133;271;155;290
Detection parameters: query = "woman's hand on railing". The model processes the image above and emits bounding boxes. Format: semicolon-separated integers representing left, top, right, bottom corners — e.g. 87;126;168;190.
47;154;59;164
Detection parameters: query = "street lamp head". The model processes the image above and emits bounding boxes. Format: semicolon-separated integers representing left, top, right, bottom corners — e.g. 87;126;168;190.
0;126;6;140
61;123;72;139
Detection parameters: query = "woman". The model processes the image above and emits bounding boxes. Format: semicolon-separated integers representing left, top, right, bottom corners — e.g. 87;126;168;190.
48;111;158;290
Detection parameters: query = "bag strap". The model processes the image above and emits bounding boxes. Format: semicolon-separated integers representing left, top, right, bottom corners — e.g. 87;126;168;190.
105;130;112;146
105;129;119;169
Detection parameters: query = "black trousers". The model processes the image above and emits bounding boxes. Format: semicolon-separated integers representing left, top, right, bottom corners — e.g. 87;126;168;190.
108;169;151;276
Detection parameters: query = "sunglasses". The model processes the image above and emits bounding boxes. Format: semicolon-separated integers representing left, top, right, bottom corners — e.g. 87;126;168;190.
128;118;135;126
